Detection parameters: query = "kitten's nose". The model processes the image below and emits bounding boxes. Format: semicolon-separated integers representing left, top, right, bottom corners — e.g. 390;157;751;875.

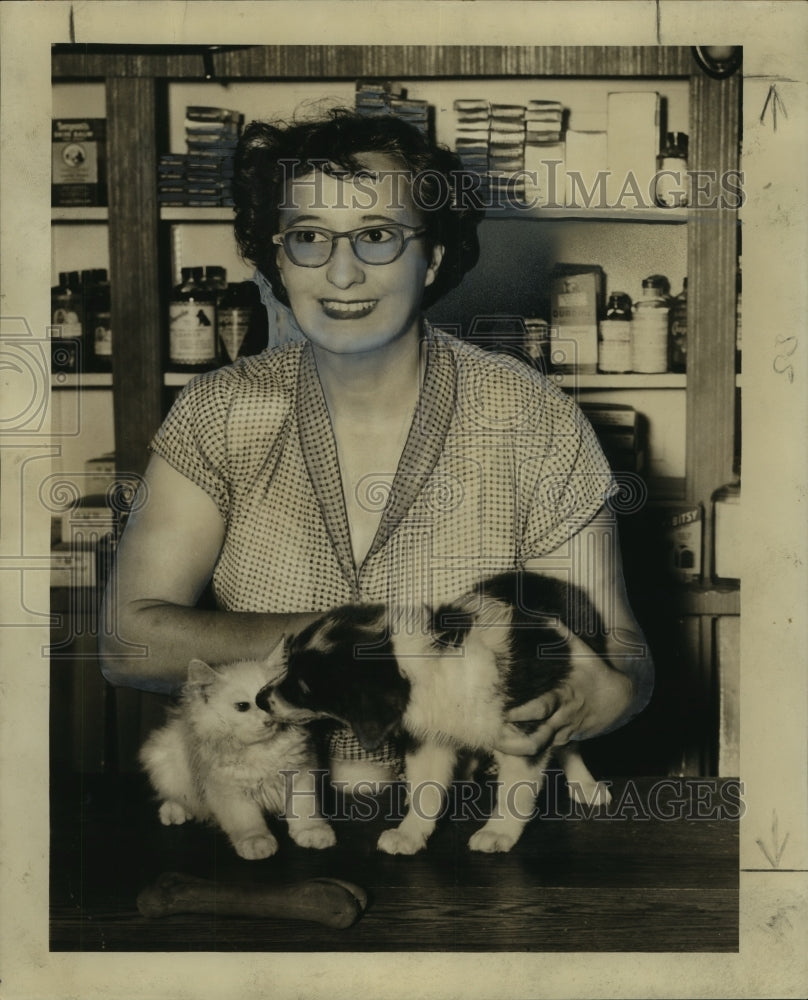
255;684;274;714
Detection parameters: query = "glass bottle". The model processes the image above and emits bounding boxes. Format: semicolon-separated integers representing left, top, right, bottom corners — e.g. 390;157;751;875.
217;281;268;363
87;268;112;372
51;270;85;373
669;277;687;373
597;292;633;373
654;131;689;208
168;266;218;371
632;275;670;374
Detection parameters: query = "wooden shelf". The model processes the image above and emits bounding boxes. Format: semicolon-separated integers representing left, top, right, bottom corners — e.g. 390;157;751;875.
553;371;687;389
51;372;113;388
52;207;108;222
675;582;740;616
159;205;687;225
160;207;234;222
489;206;689;224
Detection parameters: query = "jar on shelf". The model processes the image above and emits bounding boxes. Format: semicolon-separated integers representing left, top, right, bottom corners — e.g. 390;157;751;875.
669;277;687;373
50;270;85;373
217;281;268;363
168;266;219;371
86;268;112;372
712;480;741;582
632;274;670;374
523;316;550;371
654;131;689;208
597;292;633;373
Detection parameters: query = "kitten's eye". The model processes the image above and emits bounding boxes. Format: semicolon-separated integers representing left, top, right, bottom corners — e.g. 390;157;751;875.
298;678;311;695
234;702;251;712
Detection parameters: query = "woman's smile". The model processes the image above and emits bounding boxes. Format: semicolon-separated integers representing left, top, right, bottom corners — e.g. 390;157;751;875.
320;298;378;320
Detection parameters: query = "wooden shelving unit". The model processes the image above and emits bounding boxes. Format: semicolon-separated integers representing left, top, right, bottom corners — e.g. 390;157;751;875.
51;44;741;775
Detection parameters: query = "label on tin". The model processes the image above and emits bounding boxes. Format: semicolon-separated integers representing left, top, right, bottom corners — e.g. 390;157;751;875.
169;302;216;364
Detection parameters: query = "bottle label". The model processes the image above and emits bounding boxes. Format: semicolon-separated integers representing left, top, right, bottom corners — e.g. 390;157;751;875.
52;305;83;340
218;308;250;363
631;313;669;373
93;311;112;357
169;302;217;364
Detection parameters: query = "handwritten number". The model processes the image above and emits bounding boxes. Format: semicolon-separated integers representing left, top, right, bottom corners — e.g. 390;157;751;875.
773;335;798;382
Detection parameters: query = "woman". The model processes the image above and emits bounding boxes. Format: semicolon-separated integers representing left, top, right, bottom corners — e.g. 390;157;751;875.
100;109;652;779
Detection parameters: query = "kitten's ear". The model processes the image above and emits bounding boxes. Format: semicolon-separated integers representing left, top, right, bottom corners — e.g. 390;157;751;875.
186;659;219;687
260;636;288;685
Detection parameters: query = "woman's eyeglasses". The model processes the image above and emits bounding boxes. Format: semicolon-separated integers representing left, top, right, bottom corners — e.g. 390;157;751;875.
272;224;427;268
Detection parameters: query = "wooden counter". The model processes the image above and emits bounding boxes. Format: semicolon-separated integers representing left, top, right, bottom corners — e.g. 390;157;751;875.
50;773;738;953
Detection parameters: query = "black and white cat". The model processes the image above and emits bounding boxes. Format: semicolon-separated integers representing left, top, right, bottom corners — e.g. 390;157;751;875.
258;571;613;855
140;657;335;860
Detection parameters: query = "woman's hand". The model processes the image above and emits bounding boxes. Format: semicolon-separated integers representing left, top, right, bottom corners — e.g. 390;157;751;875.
494;634;635;757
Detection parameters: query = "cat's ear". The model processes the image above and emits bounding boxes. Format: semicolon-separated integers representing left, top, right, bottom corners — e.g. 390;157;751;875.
186;659;219;687
260;636;288;685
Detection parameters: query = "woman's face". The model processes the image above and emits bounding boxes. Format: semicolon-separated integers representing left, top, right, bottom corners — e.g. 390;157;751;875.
275;153;444;357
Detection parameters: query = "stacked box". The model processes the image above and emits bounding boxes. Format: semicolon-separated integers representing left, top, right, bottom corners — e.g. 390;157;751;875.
52;119;107;207
579;403;646;474
606;92;660;207
355;82;431;136
157;107;242;207
488;104;525;203
523;99;565;207
453;99;491;199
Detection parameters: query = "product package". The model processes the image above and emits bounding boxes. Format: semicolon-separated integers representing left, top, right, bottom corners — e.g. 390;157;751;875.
52;118;107;207
549;264;605;370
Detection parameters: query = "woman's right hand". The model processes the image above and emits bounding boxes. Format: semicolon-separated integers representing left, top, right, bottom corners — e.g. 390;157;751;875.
99;455;316;693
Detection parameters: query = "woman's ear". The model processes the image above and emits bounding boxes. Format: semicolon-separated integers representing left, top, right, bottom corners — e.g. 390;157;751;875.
424;243;445;289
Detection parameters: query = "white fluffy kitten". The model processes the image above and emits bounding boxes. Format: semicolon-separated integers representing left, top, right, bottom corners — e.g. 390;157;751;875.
140;657;335;860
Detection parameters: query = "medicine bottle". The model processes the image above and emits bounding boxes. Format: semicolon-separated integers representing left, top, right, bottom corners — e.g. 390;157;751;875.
87;268;112;372
168;266;218;371
597;292;633;373
632;275;670;373
654;132;689;208
51;270;85;373
669;278;687;373
217;281;268;362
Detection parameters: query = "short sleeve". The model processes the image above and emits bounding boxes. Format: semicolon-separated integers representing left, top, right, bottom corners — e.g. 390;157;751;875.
520;384;614;560
149;369;234;520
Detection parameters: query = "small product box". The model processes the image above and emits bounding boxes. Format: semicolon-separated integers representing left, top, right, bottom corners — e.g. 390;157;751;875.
84;453;117;496
549;264;604;371
50;542;97;589
52;119;107;207
656;502;703;582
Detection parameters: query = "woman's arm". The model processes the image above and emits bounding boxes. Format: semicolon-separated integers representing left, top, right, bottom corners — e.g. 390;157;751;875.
99;455;319;694
496;507;654;754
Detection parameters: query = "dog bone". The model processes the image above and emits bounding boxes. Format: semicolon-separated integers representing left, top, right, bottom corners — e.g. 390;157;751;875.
137;871;368;928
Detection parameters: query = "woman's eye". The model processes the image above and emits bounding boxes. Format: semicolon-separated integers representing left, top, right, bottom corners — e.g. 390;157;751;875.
234;702;251;712
358;227;395;244
291;230;327;244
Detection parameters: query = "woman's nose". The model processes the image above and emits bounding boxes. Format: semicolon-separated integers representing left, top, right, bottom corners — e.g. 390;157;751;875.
325;235;366;289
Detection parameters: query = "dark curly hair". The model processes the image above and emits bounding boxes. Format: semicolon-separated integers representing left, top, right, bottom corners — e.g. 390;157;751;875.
233;108;484;309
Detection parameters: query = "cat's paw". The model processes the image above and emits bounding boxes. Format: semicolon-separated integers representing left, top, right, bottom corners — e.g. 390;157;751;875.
468;827;519;853
377;827;427;855
233;832;279;860
158;800;193;825
568;781;612;808
290;823;337;850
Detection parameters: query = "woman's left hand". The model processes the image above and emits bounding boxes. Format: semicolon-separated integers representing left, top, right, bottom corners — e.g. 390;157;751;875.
494;634;635;756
